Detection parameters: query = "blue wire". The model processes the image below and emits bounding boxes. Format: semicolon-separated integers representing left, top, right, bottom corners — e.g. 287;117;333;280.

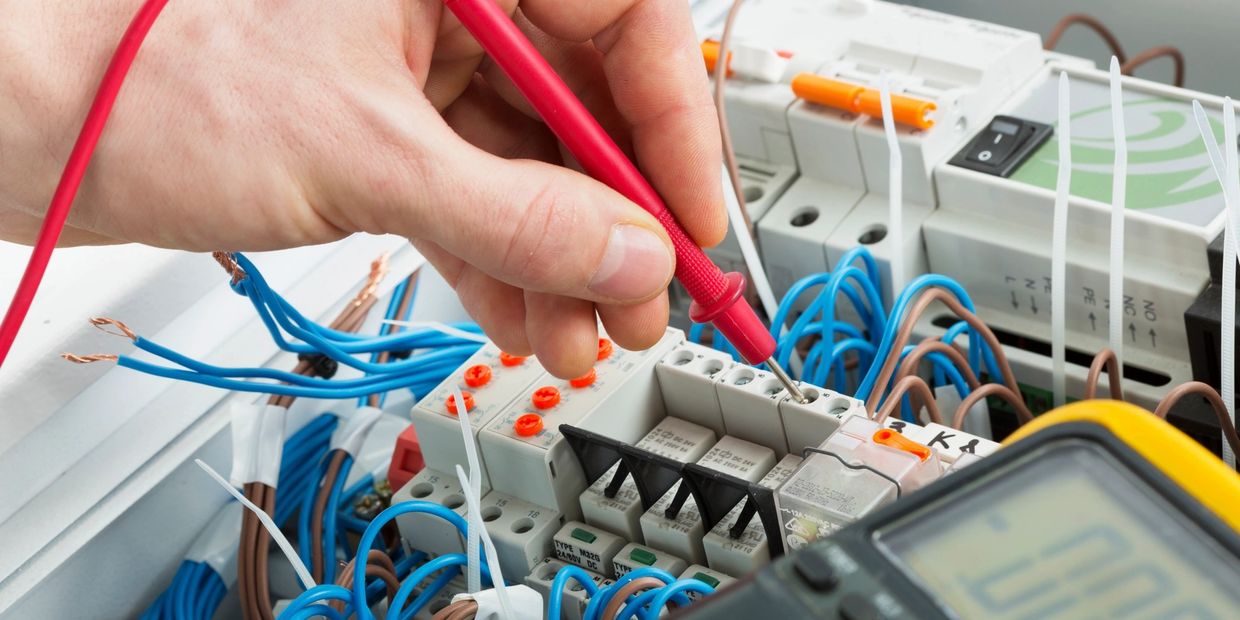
548;564;601;620
582;567;678;620
198;567;227;620
398;567;462;620
360;276;418;407
298;457;331;567
777;266;884;371
351;501;470;620
321;455;353;584
285;605;346;620
176;562;200;620
115;351;470;399
388;553;493;620
640;579;716;619
941;320;1003;381
277;584;354;620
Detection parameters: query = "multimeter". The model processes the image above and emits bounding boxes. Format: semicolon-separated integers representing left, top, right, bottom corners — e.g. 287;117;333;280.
673;401;1240;619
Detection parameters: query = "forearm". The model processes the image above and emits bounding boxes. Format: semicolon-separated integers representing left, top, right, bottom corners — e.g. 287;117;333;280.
0;0;142;242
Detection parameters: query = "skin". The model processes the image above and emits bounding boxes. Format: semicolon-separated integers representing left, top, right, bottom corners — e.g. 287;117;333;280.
0;0;725;378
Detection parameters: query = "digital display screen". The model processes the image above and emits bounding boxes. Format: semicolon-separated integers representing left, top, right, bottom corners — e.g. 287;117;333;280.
877;441;1240;619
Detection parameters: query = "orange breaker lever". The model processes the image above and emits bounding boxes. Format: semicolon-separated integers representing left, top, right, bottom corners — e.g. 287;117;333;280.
444;0;805;402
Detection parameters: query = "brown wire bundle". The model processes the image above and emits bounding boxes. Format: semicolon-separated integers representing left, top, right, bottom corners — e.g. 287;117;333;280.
431;599;480;620
1121;46;1185;87
874;375;942;425
600;577;670;619
328;550;402;612
1044;14;1127;63
1155;381;1240;457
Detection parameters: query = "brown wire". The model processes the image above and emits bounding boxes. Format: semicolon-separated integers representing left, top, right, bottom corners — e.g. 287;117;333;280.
1121;45;1185;87
1084;348;1124;401
311;451;349;582
253;485;277;620
1154;381;1240;457
238;483;257;620
431;600;480;620
1044;14;1127;64
866;288;1023;418
600;577;671;620
893;340;981;396
330;550;401;612
952;383;1034;431
714;0;754;233
874;375;942;425
367;272;420;408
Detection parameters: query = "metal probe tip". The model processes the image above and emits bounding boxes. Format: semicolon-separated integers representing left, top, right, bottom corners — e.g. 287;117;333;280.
766;357;808;404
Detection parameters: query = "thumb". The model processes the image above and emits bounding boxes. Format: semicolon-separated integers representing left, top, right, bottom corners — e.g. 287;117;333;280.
415;146;676;304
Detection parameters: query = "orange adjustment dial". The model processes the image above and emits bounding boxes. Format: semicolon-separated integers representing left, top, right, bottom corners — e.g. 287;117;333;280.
597;338;613;361
532;386;561;410
463;364;492;388
791;73;864;113
514;413;543;437
570;368;597;388
856;89;936;130
872;428;931;461
445;391;475;415
700;40;733;77
499;351;527;367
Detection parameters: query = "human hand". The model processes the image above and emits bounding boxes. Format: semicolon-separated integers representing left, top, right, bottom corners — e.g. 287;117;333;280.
0;0;725;378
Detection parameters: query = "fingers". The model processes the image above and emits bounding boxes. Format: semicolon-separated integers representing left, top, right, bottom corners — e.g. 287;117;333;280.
406;143;676;305
413;238;532;355
597;291;670;352
523;291;598;378
519;0;727;248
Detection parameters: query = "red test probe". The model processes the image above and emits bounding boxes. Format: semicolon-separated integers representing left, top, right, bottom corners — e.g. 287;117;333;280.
443;0;806;402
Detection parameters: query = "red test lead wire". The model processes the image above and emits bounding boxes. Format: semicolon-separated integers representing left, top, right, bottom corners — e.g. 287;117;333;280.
0;0;172;369
442;0;805;402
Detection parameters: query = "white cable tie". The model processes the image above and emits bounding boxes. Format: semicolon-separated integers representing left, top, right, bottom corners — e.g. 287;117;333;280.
1107;57;1127;371
454;465;514;619
454;387;482;593
185;501;243;587
379;320;489;343
879;73;905;294
229;402;288;488
451;585;542;620
194;459;315;590
330;406;384;458
1051;71;1072;408
720;164;779;320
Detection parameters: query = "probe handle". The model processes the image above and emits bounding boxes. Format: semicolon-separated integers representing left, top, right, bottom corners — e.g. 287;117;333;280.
444;0;775;364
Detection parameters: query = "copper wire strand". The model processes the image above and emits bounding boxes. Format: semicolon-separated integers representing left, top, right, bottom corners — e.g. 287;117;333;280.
61;353;118;364
1121;45;1185;86
866;288;1025;423
353;253;390;307
874;375;942;425
1084;347;1124;401
714;0;755;233
1044;13;1127;64
311;451;349;582
600;577;670;620
88;316;137;340
432;599;480;620
212;251;246;284
1154;381;1240;457
952;383;1032;431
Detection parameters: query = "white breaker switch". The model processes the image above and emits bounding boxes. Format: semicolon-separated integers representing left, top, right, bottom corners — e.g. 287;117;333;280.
640;436;776;565
702;453;803;576
553;521;627;578
478;491;563;581
579;416;716;542
391;467;469;557
777;416;943;551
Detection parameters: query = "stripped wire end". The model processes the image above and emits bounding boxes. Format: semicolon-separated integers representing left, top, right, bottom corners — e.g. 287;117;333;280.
61;352;118;364
353;253;390;306
89;317;138;341
211;251;245;284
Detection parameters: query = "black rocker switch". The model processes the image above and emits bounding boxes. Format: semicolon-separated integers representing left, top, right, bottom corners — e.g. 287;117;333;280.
949;115;1052;178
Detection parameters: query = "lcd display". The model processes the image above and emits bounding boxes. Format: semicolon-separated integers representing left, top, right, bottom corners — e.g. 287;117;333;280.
877;441;1240;619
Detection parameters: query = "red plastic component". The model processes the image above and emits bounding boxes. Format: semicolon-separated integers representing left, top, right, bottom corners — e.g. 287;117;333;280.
464;364;492;387
443;0;775;366
532;386;561;410
570;368;597;388
388;425;424;492
499;352;527;367
446;391;475;415
596;338;613;361
514;413;544;437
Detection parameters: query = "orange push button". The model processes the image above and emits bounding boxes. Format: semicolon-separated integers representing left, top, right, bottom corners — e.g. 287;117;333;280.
532;386;561;410
464;364;492;388
570;368;597;388
499;351;527;367
446;391;475;415
514;413;543;437
597;339;613;361
872;428;931;461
